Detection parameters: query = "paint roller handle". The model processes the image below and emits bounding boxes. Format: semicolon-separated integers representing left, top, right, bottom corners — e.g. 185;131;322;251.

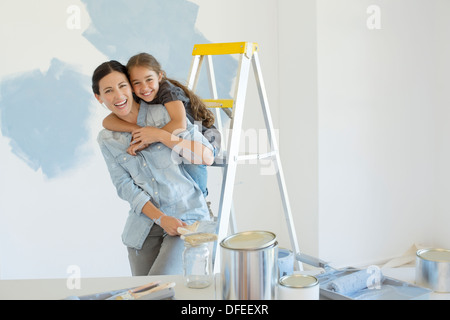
296;252;330;269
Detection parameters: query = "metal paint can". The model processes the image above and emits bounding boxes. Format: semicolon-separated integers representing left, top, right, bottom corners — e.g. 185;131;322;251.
416;248;450;293
220;231;278;300
278;274;320;300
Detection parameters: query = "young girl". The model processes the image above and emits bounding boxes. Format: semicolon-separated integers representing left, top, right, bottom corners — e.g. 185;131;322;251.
103;53;218;198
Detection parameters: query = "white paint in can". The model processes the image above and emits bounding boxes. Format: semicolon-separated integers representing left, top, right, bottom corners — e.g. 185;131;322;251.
278;274;319;300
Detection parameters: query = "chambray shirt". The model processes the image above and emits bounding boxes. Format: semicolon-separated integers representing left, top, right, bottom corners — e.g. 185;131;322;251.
97;103;213;250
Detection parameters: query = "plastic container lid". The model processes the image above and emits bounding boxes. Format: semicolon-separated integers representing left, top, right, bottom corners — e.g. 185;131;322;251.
279;274;319;288
220;231;277;250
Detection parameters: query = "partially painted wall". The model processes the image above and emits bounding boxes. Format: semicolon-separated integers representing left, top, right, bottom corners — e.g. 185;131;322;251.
0;0;235;179
0;0;236;279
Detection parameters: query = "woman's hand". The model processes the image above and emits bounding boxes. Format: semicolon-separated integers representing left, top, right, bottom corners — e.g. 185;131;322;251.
127;142;149;156
160;215;187;236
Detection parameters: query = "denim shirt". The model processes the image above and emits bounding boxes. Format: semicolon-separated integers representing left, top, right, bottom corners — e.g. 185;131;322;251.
97;103;213;249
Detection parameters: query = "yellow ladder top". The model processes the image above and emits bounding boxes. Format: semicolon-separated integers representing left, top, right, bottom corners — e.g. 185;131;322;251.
202;99;234;109
192;42;259;56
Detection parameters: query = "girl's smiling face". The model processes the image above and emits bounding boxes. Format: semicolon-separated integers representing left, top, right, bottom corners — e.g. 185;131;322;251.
129;65;163;102
94;71;135;120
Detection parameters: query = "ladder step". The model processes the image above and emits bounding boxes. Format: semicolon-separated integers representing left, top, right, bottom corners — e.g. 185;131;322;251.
211;151;278;166
236;151;278;161
204;99;233;119
192;42;258;56
203;99;233;108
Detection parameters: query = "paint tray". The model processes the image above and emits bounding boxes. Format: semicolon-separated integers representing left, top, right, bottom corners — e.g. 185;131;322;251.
316;268;432;300
296;253;432;300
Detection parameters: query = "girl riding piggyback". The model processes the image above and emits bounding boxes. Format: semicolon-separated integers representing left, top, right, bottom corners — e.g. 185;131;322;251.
103;53;219;198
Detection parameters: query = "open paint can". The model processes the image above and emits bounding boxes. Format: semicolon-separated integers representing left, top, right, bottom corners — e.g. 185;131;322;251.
220;231;278;300
416;248;450;292
278;274;319;300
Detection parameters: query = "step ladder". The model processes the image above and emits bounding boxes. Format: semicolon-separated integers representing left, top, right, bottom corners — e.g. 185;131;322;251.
186;42;302;273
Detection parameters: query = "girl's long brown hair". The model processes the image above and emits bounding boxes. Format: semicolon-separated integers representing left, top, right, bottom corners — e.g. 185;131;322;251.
127;53;215;128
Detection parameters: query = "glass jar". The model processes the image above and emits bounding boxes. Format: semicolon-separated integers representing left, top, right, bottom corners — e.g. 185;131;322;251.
183;241;213;289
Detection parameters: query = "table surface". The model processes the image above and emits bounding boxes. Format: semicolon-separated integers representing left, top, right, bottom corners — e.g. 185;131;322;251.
0;274;219;300
381;267;450;300
0;267;448;300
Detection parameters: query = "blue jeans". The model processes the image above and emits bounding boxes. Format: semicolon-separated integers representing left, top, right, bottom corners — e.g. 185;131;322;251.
184;164;208;197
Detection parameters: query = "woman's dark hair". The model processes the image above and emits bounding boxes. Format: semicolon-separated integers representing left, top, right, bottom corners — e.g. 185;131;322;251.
92;60;128;95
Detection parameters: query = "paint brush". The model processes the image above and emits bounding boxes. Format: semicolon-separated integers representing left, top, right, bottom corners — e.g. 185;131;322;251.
106;281;160;300
107;281;176;300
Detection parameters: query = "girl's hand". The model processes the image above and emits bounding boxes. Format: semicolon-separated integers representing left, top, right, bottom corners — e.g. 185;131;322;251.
131;127;162;146
127;127;162;155
160;216;187;236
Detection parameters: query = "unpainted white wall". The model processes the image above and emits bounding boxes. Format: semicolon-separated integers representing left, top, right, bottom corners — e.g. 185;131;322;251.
316;0;449;266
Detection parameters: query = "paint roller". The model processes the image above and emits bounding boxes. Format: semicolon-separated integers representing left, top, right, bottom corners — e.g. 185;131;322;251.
326;269;384;295
296;253;384;295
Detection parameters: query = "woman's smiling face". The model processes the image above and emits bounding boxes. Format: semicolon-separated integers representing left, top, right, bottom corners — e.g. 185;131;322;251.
95;71;134;119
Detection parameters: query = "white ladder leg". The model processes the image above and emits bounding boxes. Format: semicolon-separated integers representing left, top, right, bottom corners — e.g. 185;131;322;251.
187;55;203;91
205;55;238;235
213;53;252;274
252;52;303;270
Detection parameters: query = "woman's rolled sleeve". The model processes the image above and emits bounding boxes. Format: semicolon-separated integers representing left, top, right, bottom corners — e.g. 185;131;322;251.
98;138;151;216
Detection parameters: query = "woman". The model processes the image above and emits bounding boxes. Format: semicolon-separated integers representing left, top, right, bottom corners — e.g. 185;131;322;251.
92;60;214;276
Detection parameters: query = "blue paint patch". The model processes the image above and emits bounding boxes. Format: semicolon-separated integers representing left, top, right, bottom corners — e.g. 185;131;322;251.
81;0;237;98
0;58;92;178
0;0;237;178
